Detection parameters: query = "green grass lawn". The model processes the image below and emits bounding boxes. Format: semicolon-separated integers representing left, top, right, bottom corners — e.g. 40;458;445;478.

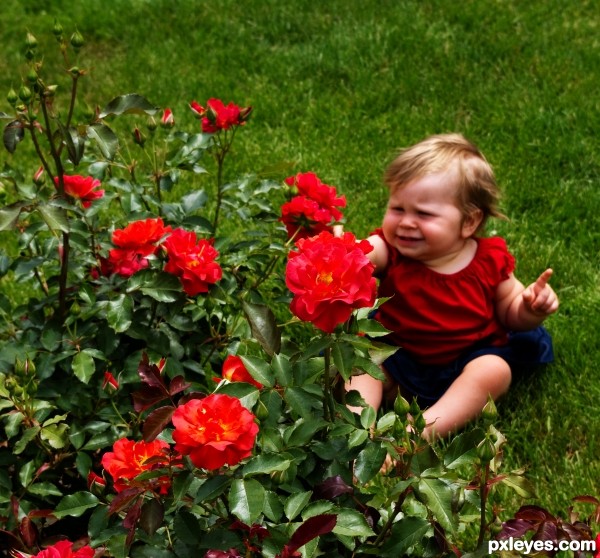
2;0;599;521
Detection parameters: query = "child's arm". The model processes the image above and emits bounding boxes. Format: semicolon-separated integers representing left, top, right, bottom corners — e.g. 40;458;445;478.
333;225;389;273
496;269;559;330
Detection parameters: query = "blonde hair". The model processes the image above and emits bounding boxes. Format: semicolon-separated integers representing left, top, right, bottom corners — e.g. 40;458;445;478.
383;133;504;231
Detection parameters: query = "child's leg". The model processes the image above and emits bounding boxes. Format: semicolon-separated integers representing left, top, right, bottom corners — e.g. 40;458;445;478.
422;354;511;440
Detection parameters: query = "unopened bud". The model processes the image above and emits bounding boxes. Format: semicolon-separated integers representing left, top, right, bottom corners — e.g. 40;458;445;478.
477;437;496;463
132;127;146;147
69;66;80;77
43;85;58;98
7;87;18;106
87;471;106;493
255;400;269;421
161;108;175;128
481;397;498;424
25;32;38;50
33;166;45;186
102;371;119;393
53;20;64;37
393;394;410;416
146;116;157;132
70;30;84;50
24;49;35;61
18;85;33;103
26;69;38;85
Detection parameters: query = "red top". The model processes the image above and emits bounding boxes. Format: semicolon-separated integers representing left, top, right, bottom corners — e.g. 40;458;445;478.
374;232;515;365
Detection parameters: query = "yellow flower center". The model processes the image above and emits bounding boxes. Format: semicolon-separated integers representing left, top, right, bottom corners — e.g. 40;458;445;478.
317;271;333;285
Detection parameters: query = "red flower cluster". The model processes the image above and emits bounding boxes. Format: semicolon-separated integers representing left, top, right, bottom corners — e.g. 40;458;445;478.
285;231;376;333
14;540;94;558
101;437;173;494
280;172;346;240
162;228;223;296
53;174;104;208
106;217;172;277
222;355;263;389
190;98;252;133
172;394;259;470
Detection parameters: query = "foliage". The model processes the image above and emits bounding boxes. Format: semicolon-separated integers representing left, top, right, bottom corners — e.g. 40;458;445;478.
0;26;597;558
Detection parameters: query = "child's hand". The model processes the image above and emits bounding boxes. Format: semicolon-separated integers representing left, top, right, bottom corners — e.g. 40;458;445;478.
522;269;559;317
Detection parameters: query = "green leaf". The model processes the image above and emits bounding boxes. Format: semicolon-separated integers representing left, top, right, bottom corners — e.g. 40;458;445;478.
181;190;208;214
127;270;182;302
87;123;119;160
242;453;292;476
414;478;457;533
37;204;70;233
501;473;537;499
242;301;281;357
54;491;99;518
99;94;159;118
263;490;284;522
284;490;312;521
284;387;319;419
381;516;431;556
194;475;230;504
356;318;391;337
353;441;387;484
139;498;164;535
285;418;328;447
332;341;355;381
228;478;266;525
3;120;24;153
333;509;375;537
27;481;63;497
72;351;95;384
107;294;133;332
444;428;485;469
240;355;275;388
40;422;69;449
19;460;36;487
14;427;41;455
271;353;293;386
0;202;27;231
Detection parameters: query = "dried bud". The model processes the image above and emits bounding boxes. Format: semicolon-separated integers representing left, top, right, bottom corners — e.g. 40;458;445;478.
43;85;58;98
70;30;85;50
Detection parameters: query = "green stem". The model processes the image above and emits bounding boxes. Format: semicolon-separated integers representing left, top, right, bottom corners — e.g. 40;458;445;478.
323;345;335;422
477;462;490;548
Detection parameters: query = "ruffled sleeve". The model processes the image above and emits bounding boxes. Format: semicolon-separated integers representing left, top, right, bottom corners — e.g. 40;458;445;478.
476;237;515;285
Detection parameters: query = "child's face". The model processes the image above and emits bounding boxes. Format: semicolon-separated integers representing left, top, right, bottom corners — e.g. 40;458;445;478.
381;170;475;267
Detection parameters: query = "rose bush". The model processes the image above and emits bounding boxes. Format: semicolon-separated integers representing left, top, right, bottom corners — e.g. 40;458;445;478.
0;26;598;558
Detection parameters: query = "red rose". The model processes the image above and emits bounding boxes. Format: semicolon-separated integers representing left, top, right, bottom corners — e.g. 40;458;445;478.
222;355;263;389
102;371;119;392
53;174;104;208
105;218;172;277
189;98;251;133
13;540;94;558
285;231;376;333
112;217;172;249
162;228;222;296
172;394;259;470
101;437;172;493
281;172;345;240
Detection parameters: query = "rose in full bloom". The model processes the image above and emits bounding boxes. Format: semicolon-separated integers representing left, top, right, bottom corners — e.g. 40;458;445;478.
106;217;172;277
222;355;263;389
162;228;222;296
101;437;172;493
53;174;104;208
189;98;252;133
13;540;94;558
172;394;259;470
285;231;376;333
281;172;346;240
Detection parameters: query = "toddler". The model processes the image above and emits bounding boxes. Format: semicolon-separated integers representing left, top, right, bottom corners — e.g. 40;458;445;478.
345;133;559;439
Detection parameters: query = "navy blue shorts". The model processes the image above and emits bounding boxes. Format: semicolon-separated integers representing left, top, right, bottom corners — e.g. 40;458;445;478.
382;326;554;408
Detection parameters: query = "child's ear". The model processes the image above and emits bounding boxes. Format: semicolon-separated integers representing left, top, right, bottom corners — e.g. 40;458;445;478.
461;209;484;237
